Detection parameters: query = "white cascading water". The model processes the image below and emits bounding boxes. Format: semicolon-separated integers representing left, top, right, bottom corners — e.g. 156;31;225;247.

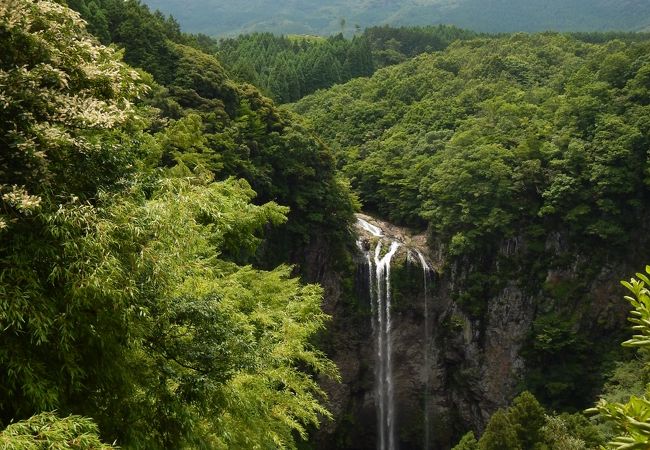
358;218;398;450
358;217;384;237
357;217;432;450
416;251;432;450
374;240;400;450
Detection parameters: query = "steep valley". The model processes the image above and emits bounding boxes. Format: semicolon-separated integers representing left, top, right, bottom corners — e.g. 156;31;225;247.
309;214;638;449
290;33;650;444
3;1;650;449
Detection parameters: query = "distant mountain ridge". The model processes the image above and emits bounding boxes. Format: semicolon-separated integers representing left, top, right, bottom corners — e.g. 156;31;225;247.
141;0;650;36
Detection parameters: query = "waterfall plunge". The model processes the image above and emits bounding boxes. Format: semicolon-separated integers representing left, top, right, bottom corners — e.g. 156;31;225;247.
417;251;432;450
373;240;400;450
357;217;432;450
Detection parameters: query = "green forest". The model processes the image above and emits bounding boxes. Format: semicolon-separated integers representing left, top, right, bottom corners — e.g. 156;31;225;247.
0;0;354;448
292;32;650;252
292;31;650;446
3;0;650;449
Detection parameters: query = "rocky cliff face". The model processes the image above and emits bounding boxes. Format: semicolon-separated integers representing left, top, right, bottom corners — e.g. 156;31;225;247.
308;214;634;450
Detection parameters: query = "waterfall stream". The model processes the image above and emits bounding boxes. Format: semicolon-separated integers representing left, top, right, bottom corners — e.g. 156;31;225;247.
357;217;432;450
417;251;432;450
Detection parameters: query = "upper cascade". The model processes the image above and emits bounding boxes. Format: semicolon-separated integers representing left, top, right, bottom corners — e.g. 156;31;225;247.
358;216;384;237
355;213;431;270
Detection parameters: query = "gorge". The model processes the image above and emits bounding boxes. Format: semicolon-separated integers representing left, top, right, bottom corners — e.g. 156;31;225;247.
315;214;441;449
292;30;650;449
313;212;639;449
3;1;650;449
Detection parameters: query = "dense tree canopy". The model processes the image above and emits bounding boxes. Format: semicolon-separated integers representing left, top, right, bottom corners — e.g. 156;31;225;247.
5;0;650;448
294;33;650;248
0;412;114;450
215;25;477;103
293;32;650;409
67;0;481;104
1;1;349;448
452;391;603;449
66;0;358;267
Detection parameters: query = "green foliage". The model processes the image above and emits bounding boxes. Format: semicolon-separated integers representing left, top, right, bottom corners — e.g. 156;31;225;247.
68;0;358;267
0;412;114;449
600;358;650;405
1;2;346;449
85;0;180;83
0;0;144;418
215;26;476;104
155;113;219;170
540;415;588;450
162;42;357;264
551;413;605;449
85;174;335;449
479;409;521;450
0;0;145;217
588;266;650;449
621;268;650;350
452;431;479;450
454;392;603;450
508;391;547;449
294;33;650;408
476;391;547;450
523;315;595;410
294;33;650;250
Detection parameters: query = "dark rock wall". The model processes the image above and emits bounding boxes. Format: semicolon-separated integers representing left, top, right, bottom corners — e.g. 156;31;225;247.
307;222;637;450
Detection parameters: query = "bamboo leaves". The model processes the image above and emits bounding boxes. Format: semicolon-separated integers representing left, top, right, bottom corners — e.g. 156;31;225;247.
587;266;650;449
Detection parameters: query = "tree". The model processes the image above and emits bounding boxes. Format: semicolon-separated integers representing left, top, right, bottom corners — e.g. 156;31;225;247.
0;0;144;207
0;0;144;420
0;412;114;449
469;392;551;450
103;0;180;84
478;409;521;450
453;431;479;450
508;391;546;449
81;173;337;449
587;265;650;449
293;39;650;413
1;2;339;449
452;393;603;449
540;415;587;450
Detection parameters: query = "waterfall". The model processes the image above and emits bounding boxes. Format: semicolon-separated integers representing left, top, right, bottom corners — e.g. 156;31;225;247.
357;216;432;450
373;240;401;450
358;217;383;237
416;251;432;450
358;218;399;450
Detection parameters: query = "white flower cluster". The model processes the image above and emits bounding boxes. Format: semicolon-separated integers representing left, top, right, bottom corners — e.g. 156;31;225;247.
1;185;42;214
0;0;148;230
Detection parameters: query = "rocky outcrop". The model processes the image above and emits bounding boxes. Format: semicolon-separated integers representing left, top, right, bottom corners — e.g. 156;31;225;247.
309;214;634;450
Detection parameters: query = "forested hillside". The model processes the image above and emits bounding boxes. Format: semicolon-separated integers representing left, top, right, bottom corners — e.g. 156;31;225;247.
215;26;477;103
5;0;650;449
65;0;356;266
141;0;650;36
292;31;650;449
0;0;355;448
294;31;650;409
294;33;650;253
